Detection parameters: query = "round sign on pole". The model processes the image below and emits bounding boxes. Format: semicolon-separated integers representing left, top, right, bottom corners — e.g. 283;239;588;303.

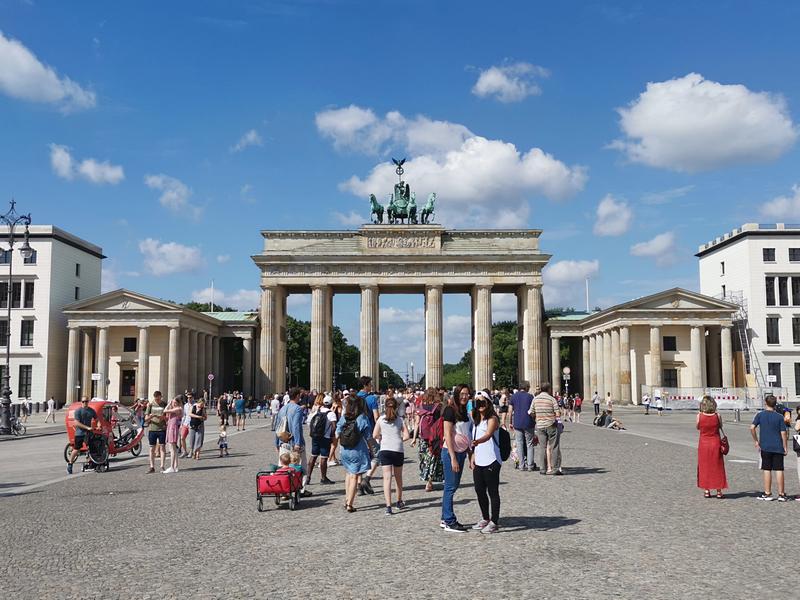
208;374;215;381
562;366;571;375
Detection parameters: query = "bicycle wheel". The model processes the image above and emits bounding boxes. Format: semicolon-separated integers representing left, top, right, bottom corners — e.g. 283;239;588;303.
64;443;74;463
130;441;142;457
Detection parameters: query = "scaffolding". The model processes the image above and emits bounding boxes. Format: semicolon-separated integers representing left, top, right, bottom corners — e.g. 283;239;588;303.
716;290;766;388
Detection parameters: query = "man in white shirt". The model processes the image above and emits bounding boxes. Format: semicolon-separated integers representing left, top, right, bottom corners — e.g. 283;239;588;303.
270;394;281;431
180;394;194;458
592;391;600;416
44;396;56;423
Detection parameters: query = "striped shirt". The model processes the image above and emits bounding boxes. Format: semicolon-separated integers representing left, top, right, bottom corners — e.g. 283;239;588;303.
529;392;560;428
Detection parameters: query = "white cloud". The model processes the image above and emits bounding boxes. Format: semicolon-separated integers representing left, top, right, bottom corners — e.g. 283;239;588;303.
216;254;231;264
593;194;632;236
191;287;259;311
230;129;263;153
641;185;694;205
492;293;518;322
760;184;800;221
101;266;118;294
139;238;205;276
144;174;202;219
543;259;600;308
48;144;124;184
333;210;365;226
0;30;96;112
472;62;549;103
610;73;797;171
380;307;424;324
630;232;677;266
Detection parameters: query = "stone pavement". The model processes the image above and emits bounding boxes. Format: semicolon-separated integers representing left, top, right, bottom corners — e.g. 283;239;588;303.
1;414;797;599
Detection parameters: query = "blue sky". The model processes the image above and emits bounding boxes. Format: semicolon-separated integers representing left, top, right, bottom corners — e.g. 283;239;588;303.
2;0;800;374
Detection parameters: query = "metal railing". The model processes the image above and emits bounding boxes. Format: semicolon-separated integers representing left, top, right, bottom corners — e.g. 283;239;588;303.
640;385;790;411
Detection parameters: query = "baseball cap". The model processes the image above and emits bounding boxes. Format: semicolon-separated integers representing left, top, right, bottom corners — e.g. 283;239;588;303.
343;390;350;397
323;396;332;406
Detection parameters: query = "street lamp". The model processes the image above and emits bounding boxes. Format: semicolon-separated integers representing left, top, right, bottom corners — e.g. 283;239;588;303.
0;200;32;435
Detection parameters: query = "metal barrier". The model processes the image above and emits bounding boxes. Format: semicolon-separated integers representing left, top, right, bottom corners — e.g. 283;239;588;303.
639;385;789;412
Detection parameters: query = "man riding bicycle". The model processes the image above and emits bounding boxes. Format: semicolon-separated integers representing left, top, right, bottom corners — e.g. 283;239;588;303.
67;396;97;474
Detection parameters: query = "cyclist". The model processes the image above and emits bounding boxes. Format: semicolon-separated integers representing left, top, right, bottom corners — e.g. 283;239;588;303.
67;397;97;474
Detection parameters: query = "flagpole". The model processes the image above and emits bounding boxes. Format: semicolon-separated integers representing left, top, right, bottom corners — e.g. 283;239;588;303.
210;279;214;312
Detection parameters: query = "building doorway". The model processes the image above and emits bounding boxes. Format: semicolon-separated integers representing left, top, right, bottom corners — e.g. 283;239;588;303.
120;369;136;403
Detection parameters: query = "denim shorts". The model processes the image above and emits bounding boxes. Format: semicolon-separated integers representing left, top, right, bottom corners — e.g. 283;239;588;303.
311;436;331;457
148;430;166;446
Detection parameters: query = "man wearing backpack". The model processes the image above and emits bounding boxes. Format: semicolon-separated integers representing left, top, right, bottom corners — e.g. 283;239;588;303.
307;395;337;485
508;381;538;472
356;376;381;495
273;387;312;497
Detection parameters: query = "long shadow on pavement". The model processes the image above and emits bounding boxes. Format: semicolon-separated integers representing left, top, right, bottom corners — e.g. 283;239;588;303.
500;515;581;532
562;467;608;476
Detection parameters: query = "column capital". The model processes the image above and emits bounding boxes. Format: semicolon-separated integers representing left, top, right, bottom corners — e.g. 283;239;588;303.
311;283;331;291
138;324;150;330
425;283;443;292
474;283;493;291
359;283;379;292
261;283;280;291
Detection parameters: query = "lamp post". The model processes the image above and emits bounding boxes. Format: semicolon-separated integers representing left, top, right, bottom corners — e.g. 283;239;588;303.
0;200;32;435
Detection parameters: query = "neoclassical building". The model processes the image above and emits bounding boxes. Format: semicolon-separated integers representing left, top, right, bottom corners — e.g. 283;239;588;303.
546;289;739;403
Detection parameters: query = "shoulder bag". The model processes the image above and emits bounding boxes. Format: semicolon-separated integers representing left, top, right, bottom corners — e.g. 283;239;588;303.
718;414;730;456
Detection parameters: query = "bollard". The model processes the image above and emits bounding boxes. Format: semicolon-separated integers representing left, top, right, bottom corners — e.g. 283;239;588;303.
734;408;741;423
35;401;40;414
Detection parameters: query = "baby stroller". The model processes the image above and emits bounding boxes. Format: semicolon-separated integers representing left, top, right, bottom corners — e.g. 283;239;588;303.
82;432;110;472
256;469;303;512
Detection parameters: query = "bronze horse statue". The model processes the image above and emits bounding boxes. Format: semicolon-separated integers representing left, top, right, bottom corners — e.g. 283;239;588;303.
369;194;384;224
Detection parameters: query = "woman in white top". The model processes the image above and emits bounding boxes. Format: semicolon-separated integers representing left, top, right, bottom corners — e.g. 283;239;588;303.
373;397;410;516
470;391;502;534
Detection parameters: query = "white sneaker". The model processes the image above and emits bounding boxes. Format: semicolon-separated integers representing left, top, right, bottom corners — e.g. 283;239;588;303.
472;519;490;530
481;521;499;534
163;467;175;474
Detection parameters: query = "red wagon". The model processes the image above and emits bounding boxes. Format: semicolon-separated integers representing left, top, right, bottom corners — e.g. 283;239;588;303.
256;469;303;512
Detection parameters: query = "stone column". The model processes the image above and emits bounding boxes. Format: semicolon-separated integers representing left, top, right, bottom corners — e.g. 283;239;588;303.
80;329;93;397
706;326;721;387
523;285;543;387
620;326;631;404
197;333;207;395
649;326;662;387
611;328;620;401
212;335;220;397
360;285;379;384
602;331;612;399
96;326;109;399
721;325;733;387
275;288;287;394
325;289;333;392
589;334;597;394
242;336;253;395
473;284;493;391
582;337;591;398
425;284;443;388
179;328;189;393
595;332;605;399
690;326;704;388
311;285;331;392
66;327;80;404
205;333;213;395
137;326;150;400
550;337;561;393
188;330;198;393
167;326;179;401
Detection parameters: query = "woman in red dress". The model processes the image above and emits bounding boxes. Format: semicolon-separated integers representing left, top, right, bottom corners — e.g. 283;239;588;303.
696;395;728;498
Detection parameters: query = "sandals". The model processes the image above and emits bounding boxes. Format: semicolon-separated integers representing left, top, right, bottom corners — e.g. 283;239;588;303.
703;491;711;498
346;504;357;513
716;492;724;499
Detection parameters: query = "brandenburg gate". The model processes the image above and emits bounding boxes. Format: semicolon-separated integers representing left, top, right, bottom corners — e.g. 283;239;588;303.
252;224;550;393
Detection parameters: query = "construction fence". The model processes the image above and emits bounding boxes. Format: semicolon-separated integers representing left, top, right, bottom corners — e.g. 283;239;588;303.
639;385;791;411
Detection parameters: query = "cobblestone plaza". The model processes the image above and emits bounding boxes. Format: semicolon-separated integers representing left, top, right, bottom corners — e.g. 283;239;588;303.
1;411;795;599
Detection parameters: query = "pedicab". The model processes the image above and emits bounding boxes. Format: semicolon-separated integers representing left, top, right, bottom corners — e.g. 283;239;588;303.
63;400;144;471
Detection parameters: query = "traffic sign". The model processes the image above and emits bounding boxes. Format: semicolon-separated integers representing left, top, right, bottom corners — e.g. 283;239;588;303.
766;375;777;383
208;373;215;381
562;366;571;375
91;373;101;381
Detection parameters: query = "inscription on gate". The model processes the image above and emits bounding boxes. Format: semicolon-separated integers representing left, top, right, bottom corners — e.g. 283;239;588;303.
367;236;437;249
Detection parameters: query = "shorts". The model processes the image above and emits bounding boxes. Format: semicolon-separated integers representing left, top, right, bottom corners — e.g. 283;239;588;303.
180;424;190;439
148;430;166;446
219;442;228;449
74;435;86;450
575;406;582;413
379;450;404;467
760;450;785;471
236;411;245;417
311;436;331;458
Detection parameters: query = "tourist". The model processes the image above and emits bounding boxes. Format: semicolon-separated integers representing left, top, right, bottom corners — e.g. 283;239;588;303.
235;392;247;431
145;391;167;473
373;396;410;515
794;407;800;501
218;393;229;427
307;394;337;485
573;393;583;423
643;393;651;415
605;392;613;413
218;423;230;457
411;387;443;492
189;398;207;460
696;395;727;498
592;391;600;416
356;376;380;495
163;395;182;474
751;395;789;501
274;387;312;497
531;383;562;475
498;388;510;429
470;391;501;534
329;393;343;465
336;392;372;512
180;393;193;458
66;397;96;474
44;396;56;423
440;384;473;533
655;395;664;416
270;394;281;431
508;381;537;472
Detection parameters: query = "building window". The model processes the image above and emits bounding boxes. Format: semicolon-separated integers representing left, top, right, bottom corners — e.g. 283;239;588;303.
790;248;800;262
22;249;36;264
0;320;7;347
123;337;137;352
663;336;677;351
17;364;32;398
794;278;800;306
0;282;6;309
11;282;21;308
794;317;800;345
663;368;678;387
75;263;81;277
23;281;33;308
779;277;789;306
720;261;725;275
768;362;782;388
767;317;780;344
0;250;9;264
763;248;776;262
0;365;6;386
20;320;34;347
766;277;776;306
795;363;800;395
74;286;79;301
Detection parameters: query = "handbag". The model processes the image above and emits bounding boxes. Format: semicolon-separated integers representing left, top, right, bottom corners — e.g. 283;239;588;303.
718;414;729;456
792;433;800;454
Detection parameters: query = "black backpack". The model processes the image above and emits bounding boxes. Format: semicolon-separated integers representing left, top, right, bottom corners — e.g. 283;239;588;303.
309;411;328;438
497;427;512;462
339;417;361;449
